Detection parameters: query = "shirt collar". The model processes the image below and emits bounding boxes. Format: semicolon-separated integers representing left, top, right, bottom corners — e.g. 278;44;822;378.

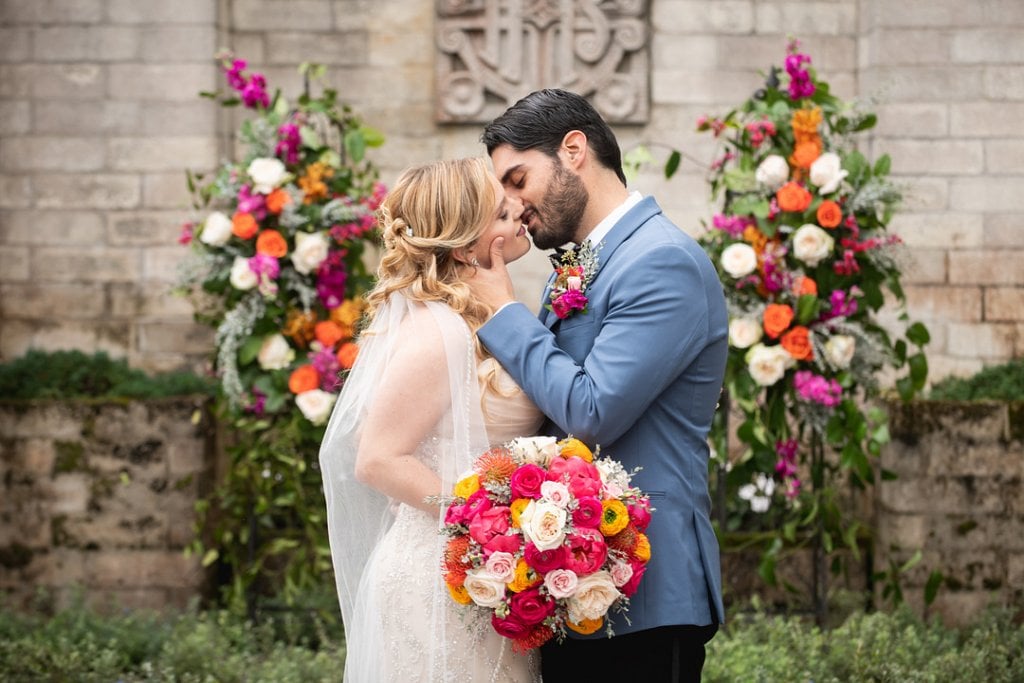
580;191;644;247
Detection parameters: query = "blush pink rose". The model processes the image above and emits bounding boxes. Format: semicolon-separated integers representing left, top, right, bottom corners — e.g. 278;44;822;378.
543;568;579;599
524;542;568;574
547;456;602;499
564;527;608;576
572;496;603;528
508;586;555;625
468;505;511;546
510;463;546;499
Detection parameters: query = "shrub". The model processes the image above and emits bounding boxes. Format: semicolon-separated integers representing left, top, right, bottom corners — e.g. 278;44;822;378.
0;349;214;401
927;358;1024;402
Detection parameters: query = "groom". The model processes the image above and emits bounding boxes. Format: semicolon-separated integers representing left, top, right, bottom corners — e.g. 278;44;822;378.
468;89;728;682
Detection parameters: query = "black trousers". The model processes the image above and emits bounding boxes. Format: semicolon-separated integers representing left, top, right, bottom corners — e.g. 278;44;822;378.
540;624;719;683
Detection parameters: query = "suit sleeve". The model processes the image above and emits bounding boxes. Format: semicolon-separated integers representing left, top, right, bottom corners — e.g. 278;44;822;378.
478;242;713;445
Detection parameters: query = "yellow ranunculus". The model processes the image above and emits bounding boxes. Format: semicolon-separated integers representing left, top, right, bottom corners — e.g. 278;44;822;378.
557;437;593;462
446;581;473;605
567;616;603;635
510;498;530;528
600;499;629;536
507;558;540;593
634;532;651;562
453;473;480;499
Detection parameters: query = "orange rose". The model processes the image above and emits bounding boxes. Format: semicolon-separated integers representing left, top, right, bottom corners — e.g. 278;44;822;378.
791;107;823;142
794;275;818;297
816;200;843;229
288;365;319;394
780;326;814;360
336;341;359;370
314;320;345;348
790;139;822;169
266;188;292;215
255;229;288;257
763;303;795;339
776;182;812;213
231;212;258;239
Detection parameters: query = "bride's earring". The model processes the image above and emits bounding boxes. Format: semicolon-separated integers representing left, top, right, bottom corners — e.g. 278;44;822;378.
470;256;480;267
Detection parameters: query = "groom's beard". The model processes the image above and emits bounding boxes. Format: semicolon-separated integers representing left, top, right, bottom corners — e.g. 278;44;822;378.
530;160;589;250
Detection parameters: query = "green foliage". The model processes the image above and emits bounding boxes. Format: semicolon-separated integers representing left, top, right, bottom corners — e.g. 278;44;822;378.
927;358;1024;402
0;349;214;401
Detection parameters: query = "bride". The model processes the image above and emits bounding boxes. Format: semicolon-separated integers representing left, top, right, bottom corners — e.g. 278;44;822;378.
319;158;544;682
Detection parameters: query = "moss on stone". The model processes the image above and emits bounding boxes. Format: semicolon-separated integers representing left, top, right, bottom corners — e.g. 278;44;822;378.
53;441;86;475
0;542;33;569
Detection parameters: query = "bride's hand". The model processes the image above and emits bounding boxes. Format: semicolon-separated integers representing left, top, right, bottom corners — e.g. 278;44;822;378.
466;236;516;314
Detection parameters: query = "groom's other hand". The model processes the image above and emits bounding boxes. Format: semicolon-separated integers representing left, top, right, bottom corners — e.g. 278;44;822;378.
467;236;516;313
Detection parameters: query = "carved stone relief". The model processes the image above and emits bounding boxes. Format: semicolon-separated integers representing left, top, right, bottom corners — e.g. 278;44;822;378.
436;0;649;124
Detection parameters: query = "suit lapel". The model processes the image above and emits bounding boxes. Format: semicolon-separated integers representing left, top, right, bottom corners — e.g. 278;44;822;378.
585;197;662;290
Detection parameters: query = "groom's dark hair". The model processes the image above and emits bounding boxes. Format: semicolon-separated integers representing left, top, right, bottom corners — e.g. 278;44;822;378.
481;89;627;186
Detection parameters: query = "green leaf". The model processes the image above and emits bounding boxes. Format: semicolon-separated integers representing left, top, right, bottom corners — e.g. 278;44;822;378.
843;151;868;185
909;353;929;388
906;321;931;347
795;294;820;325
730;194;770;218
924;570;944;606
899;549;923;574
723;168;758;193
873;153;892;176
344;129;366;163
853;113;878;132
758;550;778;585
361;125;386;147
299;125;322;150
665;150;682;179
238;336;265;366
202;549;219;567
881;468;899;481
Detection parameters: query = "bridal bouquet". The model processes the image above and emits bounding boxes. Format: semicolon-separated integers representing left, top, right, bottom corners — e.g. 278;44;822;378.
441;437;652;652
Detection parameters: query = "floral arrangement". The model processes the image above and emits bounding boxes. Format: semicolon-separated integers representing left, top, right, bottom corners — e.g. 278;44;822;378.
441;436;652;651
176;54;386;602
545;242;600;319
691;41;929;596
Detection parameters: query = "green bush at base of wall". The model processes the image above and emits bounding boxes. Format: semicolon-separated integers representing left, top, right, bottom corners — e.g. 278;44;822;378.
0;349;215;401
927;358;1024;402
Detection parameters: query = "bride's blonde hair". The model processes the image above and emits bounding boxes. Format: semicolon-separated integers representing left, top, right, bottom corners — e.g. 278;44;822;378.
366;157;497;347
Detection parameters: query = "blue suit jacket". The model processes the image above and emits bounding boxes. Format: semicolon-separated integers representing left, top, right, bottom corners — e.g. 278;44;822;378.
478;197;728;633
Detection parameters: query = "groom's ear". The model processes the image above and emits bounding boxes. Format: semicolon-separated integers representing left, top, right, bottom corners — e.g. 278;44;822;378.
560;130;588;169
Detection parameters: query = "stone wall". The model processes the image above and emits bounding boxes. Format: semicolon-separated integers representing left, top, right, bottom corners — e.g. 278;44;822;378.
878;400;1024;626
0;397;215;610
0;0;1021;377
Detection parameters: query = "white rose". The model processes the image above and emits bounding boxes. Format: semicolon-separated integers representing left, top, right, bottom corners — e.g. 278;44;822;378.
746;343;794;386
509;436;558;466
247;157;287;194
463;569;507;608
199;211;233;246
229;256;257;290
720;243;758;279
739;473;775;513
295;389;336;425
257;334;294;371
729;317;763;349
522;500;567;551
291;231;330;275
792;224;835;267
544;569;579;599
609;560;634;588
809;152;848;195
567;571;621;623
540;481;571;508
755;154;790;190
824;334;856;369
484;551;516;583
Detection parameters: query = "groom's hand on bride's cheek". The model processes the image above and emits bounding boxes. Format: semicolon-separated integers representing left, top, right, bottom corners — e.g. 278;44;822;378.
468;236;516;312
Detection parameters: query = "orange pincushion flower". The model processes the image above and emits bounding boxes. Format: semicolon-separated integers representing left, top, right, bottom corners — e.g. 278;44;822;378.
231;212;258;239
514;624;555;653
606;522;640;554
795;276;818;297
444;535;472;574
600;499;630;537
265;188;292;214
314;320;345;348
336;342;359;370
557;437;593;462
255;229;288;257
776;182;812;213
283;309;317;347
780;326;814;361
633;533;651;562
816;200;843;228
763;304;795;339
288;365;319;394
567;617;604;635
790;139;822;169
475;446;517;485
791;107;823;142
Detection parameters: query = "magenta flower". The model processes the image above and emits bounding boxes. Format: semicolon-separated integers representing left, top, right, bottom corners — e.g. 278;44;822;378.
248;253;280;296
178;221;195;245
241;72;270;109
551;289;588;319
793;371;842;407
316;252;348;309
784;50;815;100
237;185;267;220
275;122;301;165
310;344;342;392
712;214;750;237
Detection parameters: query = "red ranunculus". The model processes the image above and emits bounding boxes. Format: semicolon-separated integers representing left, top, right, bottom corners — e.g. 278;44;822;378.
524;542;568;574
509;463;546;499
620;559;647;598
491;611;531;640
563;527;608;575
572;496;603;528
508;586;556;625
628;500;652;532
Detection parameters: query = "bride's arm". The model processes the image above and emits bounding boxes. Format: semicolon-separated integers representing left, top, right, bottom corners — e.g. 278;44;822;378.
353;314;451;514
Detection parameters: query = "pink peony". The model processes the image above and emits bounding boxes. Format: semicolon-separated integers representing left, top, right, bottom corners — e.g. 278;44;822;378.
563;527;608;576
510;463;546;500
547;456;602;499
468;505;511;546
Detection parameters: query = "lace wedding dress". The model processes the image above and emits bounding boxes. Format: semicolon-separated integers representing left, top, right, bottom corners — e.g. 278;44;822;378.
320;296;544;683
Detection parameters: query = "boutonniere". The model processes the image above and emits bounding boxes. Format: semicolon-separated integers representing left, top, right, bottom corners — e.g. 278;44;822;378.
546;241;602;320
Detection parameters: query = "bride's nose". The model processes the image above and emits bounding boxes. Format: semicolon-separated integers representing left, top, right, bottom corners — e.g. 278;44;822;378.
510;197;524;220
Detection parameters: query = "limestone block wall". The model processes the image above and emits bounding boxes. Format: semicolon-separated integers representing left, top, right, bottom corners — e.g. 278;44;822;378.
0;0;1021;378
0;397;215;610
878;400;1024;626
